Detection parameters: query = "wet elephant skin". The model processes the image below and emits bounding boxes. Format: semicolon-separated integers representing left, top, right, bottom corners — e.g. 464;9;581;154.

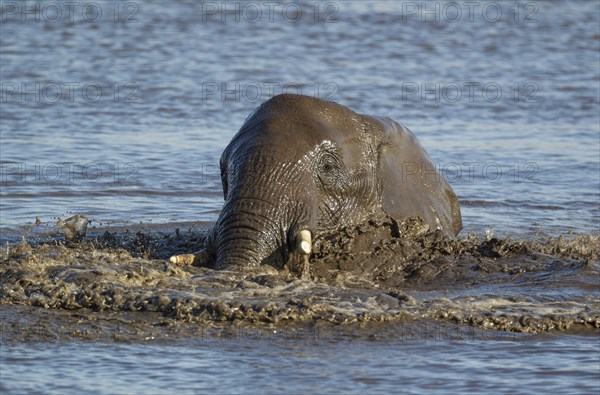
189;94;462;270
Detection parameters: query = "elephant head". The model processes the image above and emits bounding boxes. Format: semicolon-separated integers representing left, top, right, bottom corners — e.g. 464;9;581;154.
171;94;462;270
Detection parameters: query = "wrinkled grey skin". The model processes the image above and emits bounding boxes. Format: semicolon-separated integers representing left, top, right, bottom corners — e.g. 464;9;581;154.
199;94;461;269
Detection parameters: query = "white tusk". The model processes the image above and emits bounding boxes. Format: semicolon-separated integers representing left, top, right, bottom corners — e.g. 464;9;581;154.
298;229;312;255
169;253;196;265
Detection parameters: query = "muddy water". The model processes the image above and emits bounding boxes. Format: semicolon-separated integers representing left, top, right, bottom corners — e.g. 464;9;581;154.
1;221;599;393
2;220;599;331
1;1;599;394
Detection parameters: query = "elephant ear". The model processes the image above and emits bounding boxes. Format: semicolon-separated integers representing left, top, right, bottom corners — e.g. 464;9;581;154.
370;116;462;237
219;155;228;199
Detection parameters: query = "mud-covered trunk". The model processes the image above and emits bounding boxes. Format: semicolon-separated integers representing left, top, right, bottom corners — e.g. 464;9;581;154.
213;149;316;270
213;197;289;269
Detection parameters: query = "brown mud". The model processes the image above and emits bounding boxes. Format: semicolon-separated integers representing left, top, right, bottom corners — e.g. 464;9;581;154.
1;217;599;342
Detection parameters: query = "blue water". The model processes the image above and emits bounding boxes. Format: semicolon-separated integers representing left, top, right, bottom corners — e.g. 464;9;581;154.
2;330;599;395
1;1;599;393
0;0;598;235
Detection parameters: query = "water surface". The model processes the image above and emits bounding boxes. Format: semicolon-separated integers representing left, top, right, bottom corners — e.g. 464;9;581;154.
1;1;599;394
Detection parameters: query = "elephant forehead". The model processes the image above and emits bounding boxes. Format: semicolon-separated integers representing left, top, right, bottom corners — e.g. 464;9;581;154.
337;137;374;168
229;130;355;162
297;138;372;168
226;108;375;168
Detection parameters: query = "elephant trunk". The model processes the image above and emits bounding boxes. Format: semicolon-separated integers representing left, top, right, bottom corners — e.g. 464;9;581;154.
213;196;290;269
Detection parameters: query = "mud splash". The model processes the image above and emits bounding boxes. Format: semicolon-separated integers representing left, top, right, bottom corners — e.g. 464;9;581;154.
1;218;599;342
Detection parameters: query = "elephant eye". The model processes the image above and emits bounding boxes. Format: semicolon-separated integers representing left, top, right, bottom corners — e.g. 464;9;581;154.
316;154;346;187
322;161;334;173
319;154;338;173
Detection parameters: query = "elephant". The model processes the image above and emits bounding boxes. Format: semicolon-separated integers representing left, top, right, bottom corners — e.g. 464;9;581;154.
170;94;462;273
